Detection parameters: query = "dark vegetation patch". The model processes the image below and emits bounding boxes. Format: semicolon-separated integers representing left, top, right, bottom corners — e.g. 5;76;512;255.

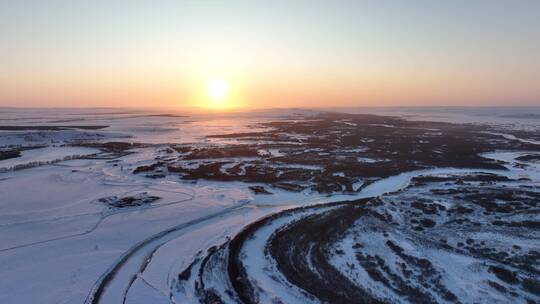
173;113;540;303
264;203;378;303
227;199;374;304
0;149;21;160
193;242;236;304
184;146;260;160
228;173;538;303
79;142;144;158
182;142;540;304
98;192;160;208
378;176;539;301
0;145;51;161
248;186;272;195
516;154;540;163
489;266;520;284
178;257;199;281
0;125;108;130
522;278;540;296
133;162;165;174
129;112;539;194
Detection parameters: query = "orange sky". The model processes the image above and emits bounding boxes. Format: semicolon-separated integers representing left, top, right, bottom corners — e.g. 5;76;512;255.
1;1;539;108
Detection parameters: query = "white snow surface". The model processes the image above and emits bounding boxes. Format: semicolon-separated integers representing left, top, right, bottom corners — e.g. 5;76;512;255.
0;107;539;304
0;146;99;170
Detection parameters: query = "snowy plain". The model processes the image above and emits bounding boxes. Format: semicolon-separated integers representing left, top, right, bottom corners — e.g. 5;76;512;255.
0;107;539;304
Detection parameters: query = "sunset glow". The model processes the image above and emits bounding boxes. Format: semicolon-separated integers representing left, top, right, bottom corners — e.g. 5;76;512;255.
0;1;539;108
1;2;540;302
206;79;230;107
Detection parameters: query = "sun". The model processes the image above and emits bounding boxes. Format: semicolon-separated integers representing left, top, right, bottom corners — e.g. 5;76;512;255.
198;78;242;110
207;79;229;103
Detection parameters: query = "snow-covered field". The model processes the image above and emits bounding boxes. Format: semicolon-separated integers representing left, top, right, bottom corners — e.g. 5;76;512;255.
0;108;319;303
0;146;100;170
0;107;538;304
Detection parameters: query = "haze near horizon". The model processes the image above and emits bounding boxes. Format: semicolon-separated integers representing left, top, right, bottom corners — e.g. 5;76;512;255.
1;0;539;109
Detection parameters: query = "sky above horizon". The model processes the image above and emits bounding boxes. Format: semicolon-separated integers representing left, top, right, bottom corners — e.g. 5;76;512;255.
1;0;539;109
